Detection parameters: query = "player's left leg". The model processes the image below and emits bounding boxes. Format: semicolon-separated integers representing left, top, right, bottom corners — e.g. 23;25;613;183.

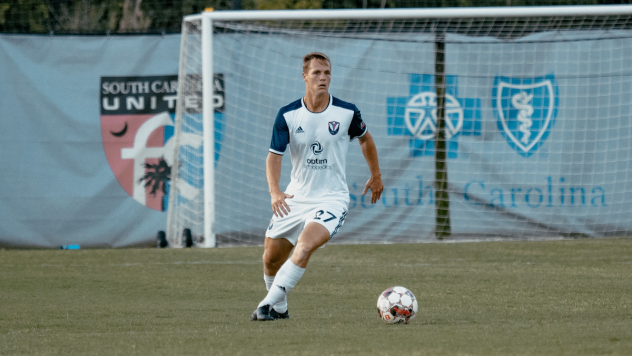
289;222;330;268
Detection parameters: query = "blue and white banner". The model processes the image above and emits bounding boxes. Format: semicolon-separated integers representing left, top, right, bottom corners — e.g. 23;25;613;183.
211;31;632;243
0;34;181;248
1;30;632;247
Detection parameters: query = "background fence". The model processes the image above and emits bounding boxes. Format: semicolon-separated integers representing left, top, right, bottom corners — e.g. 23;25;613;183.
2;0;631;34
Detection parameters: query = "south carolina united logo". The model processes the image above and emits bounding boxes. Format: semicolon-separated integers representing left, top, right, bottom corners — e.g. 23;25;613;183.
100;74;225;211
100;75;178;211
493;74;558;157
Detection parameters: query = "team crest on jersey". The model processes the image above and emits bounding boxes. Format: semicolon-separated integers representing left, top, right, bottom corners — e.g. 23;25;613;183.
493;74;558;157
328;121;340;135
387;74;481;158
100;74;225;211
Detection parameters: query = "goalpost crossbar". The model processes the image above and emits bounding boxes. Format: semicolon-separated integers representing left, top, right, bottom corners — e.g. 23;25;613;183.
187;5;632;22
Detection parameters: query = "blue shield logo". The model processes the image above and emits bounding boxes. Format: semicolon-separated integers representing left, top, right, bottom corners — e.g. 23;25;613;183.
493;75;558;157
328;121;340;135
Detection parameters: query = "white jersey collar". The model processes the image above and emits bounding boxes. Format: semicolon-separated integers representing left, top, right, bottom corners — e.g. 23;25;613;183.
301;94;332;115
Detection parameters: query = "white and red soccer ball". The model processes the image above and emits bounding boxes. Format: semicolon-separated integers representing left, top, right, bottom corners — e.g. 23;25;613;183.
377;286;418;324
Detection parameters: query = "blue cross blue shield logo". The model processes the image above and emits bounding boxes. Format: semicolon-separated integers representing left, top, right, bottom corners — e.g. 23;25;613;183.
387;74;481;158
493;75;558;157
405;92;463;140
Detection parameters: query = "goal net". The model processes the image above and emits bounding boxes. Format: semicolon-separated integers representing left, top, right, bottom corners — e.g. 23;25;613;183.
167;6;632;247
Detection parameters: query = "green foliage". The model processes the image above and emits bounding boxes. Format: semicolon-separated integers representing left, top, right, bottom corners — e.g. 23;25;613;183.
0;0;50;32
256;0;322;10
0;0;625;33
1;239;632;355
0;0;241;33
0;4;10;25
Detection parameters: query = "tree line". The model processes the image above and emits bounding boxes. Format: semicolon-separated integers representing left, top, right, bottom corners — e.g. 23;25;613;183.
0;0;623;34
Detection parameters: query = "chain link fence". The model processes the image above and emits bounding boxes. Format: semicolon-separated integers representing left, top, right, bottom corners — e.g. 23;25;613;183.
1;0;630;35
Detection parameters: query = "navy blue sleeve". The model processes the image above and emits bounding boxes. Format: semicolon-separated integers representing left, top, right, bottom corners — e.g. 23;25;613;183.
348;105;367;141
269;110;290;155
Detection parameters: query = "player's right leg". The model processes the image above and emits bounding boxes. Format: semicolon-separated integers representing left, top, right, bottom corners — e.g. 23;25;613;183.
252;200;348;321
262;237;292;319
253;222;330;320
252;201;304;321
253;238;292;321
263;237;293;276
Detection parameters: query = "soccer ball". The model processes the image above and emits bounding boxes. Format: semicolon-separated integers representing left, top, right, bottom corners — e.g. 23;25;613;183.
376;286;418;324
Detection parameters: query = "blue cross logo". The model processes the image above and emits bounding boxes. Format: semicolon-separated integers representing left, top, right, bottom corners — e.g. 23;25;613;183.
386;74;481;158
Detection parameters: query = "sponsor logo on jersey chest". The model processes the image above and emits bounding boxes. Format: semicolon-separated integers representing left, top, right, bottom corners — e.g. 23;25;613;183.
306;141;331;169
310;141;323;155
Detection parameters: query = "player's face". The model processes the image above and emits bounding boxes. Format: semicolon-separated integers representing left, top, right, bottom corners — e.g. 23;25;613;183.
303;59;331;95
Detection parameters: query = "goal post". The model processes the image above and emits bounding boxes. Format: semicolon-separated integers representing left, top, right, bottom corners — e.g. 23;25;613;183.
167;5;632;247
201;14;215;247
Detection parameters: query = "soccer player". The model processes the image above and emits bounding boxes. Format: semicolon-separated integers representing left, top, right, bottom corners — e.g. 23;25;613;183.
251;52;383;321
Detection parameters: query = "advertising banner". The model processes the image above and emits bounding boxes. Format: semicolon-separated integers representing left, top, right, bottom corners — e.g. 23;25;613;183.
1;30;631;247
210;31;632;243
0;35;181;248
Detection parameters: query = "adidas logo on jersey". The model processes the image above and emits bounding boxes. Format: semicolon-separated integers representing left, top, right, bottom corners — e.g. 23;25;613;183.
296;126;304;133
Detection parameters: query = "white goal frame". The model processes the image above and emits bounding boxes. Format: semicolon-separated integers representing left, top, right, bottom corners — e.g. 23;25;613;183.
177;4;632;248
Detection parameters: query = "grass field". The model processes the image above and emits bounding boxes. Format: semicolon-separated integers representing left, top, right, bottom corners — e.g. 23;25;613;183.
1;238;631;355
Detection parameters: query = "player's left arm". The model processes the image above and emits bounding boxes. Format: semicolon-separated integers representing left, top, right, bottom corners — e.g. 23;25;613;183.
358;131;383;204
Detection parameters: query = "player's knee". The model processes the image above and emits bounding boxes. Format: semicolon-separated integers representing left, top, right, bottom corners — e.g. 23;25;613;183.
295;241;316;257
262;251;273;266
263;250;283;267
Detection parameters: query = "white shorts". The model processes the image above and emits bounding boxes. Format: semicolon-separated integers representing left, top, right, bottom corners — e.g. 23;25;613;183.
266;199;348;245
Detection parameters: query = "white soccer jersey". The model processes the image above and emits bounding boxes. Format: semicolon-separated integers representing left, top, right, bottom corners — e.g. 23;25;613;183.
269;95;367;204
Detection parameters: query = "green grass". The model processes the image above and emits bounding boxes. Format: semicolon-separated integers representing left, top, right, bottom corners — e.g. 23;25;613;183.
1;239;632;355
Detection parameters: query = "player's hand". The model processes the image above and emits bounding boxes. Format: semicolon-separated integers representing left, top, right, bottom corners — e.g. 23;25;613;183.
362;175;383;204
271;190;294;217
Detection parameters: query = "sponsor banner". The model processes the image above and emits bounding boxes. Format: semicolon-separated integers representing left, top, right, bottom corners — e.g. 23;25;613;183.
210;32;632;242
2;32;632;248
0;34;183;247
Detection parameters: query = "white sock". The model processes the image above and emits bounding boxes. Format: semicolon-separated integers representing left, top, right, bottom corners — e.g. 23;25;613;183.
258;260;305;309
264;274;275;290
264;273;287;313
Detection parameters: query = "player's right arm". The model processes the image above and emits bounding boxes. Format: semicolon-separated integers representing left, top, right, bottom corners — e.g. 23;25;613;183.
268;107;294;217
266;153;293;217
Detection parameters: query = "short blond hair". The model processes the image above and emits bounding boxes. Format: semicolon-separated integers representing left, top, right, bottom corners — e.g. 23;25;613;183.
303;52;331;73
